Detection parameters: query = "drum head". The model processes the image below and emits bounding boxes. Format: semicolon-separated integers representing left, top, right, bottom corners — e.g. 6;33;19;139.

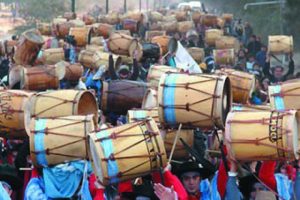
55;61;67;80
221;77;232;128
168;38;178;54
89;135;104;183
128;39;143;61
23;29;44;44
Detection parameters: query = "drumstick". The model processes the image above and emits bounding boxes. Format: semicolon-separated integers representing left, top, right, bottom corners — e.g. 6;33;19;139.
168;124;182;164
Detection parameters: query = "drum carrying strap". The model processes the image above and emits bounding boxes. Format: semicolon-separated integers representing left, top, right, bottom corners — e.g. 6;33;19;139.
34;119;48;167
98;130;120;184
163;74;179;125
273;85;285;111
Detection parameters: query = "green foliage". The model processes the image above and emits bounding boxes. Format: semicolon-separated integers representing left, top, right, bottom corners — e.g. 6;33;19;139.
17;0;70;22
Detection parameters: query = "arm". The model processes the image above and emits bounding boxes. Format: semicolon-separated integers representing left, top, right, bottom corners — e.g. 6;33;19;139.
89;174;105;200
152;170;188;200
129;58;139;81
108;54;118;80
283;58;294;80
258;161;277;191
224;149;241;200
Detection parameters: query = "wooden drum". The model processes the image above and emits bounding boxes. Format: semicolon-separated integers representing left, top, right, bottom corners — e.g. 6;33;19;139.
0;90;32;139
142;89;158;109
127;108;159;124
216;36;240;53
231;103;270;112
187;47;205;64
14;29;44;65
147;65;181;89
123;19;138;33
69;27;92;47
201;15;218;27
37;22;52;36
162;129;194;160
268;35;293;55
225;110;298;161
177;21;194;33
88;118;167;185
213;49;235;65
29;90;98;125
21;65;61;91
205;29;223;46
101;80;148;115
145;31;166;42
41;48;65;65
216;69;256;104
29;115;94;167
158;73;231;129
151;36;170;56
55;61;83;82
92;23;114;39
108;33;139;57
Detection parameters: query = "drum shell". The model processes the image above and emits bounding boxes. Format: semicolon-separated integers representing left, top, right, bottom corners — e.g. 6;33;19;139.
231;103;270;112
216;69;256;104
108;33;135;56
269;81;300;153
101;80;148;115
142;89;158;109
92;23;113;39
268;35;293;55
222;13;233;23
151;36;170;56
175;11;188;22
147;65;181;90
21;66;60;91
192;11;202;23
69;27;92;47
205;29;224;46
213;49;235;66
225;110;298;161
158;73;232;129
215;36;240;53
0;90;32;139
56;61;83;82
201;14;218;26
41;48;65;65
83;15;96;25
163;129;194;160
161;21;178;33
149;11;163;22
29;90;98;126
55;22;75;39
88;119;167;185
177;21;194;33
145;31;166;42
127;108;159;124
29;115;94;167
37;22;52;36
187;47;204;63
14;29;44;65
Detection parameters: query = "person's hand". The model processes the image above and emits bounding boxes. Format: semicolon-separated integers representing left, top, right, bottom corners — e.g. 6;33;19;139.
164;163;172;173
249;161;258;173
154;183;178;200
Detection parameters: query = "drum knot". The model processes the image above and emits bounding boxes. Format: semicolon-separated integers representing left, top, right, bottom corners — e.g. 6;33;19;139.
110;132;117;140
185;83;189;89
108;153;116;161
186;103;190;111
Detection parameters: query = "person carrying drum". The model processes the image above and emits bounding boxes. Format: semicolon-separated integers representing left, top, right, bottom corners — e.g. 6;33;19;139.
108;50;139;81
263;53;294;84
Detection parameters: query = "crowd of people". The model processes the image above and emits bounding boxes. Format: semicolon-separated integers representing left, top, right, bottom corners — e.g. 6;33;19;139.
0;3;300;200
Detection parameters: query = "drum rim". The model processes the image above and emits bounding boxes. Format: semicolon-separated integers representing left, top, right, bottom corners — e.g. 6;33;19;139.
142;89;158;109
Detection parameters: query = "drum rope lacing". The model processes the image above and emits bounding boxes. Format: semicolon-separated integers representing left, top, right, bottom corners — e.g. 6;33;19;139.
94;120;165;180
159;75;222;126
227;112;293;159
108;34;132;55
31;93;78;117
31;118;89;159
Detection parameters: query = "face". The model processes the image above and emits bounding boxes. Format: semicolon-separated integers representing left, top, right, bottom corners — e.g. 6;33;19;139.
274;67;284;79
181;172;201;194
